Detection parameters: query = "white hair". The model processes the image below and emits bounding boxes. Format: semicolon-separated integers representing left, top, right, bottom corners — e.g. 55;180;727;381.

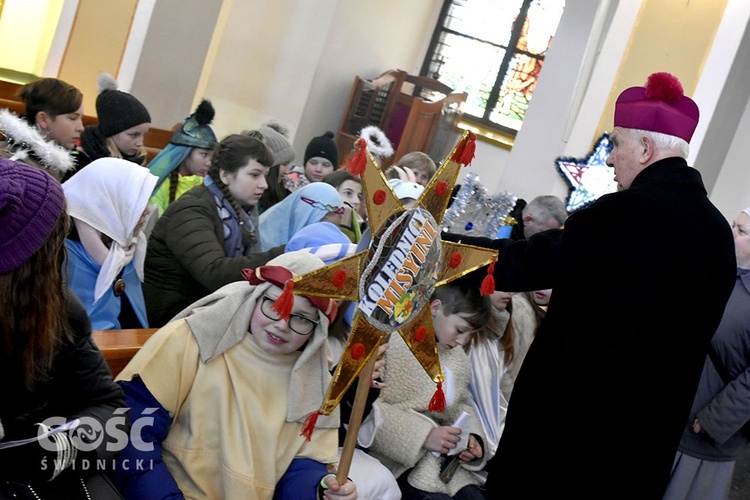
625;128;689;158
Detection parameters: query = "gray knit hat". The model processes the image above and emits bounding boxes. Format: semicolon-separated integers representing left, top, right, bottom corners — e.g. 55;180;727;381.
258;124;295;167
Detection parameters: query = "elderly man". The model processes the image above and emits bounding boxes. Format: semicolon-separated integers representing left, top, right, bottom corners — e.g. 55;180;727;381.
520;195;568;238
446;73;736;499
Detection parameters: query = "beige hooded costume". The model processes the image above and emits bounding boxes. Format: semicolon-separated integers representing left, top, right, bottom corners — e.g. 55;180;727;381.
117;251;340;499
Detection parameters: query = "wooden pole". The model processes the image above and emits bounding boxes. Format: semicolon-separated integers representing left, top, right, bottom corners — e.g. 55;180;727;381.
336;352;377;484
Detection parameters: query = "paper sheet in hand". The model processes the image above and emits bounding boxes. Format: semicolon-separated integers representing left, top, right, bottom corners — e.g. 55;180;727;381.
0;419;80;450
433;411;471;457
447;411;471;456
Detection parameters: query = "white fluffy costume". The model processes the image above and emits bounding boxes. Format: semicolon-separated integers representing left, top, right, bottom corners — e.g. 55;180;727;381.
367;333;487;496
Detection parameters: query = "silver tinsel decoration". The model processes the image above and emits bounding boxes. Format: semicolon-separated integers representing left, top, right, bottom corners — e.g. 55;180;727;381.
441;172;517;238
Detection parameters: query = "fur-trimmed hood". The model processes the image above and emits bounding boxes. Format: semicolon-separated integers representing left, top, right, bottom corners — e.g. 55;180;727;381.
0;108;74;180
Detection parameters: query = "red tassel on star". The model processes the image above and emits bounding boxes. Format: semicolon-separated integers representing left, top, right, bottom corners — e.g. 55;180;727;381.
429;381;446;412
451;132;476;166
300;410;321;441
480;256;497;296
344;138;368;176
273;279;295;320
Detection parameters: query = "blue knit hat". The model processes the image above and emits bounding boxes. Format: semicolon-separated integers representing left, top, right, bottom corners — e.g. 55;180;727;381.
170;99;217;149
0;159;65;273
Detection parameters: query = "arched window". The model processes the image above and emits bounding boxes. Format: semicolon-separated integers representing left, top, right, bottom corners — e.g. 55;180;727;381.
421;0;565;135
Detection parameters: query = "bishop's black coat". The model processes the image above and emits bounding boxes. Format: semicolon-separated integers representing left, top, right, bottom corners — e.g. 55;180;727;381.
447;157;736;499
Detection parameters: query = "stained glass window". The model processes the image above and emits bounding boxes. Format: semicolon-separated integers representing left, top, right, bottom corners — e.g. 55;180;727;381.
421;0;565;135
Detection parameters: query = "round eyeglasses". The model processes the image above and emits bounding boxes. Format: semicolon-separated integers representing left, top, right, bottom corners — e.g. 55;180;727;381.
260;295;319;336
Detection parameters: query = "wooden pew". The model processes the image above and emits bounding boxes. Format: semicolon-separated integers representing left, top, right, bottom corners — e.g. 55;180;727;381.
92;328;158;377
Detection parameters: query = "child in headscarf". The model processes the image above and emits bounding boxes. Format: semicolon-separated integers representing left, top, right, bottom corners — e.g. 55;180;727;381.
147;99;218;216
63;157;157;329
113;251;357;499
259;182;344;251
322;169;363;244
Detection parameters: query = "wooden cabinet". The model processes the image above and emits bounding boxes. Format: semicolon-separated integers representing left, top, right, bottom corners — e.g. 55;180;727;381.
336;69;467;168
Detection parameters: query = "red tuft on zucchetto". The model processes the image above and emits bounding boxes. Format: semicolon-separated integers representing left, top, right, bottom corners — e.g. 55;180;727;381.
613;72;700;143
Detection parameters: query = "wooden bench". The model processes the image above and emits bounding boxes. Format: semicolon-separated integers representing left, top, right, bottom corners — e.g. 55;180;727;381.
92;328;158;377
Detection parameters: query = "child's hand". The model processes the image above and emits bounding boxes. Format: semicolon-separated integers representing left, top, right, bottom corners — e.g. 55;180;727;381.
424;426;461;454
459;434;483;463
371;343;389;388
390;165;417;183
321;474;357;500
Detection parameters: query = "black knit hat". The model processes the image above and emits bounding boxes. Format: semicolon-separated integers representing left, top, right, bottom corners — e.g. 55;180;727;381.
304;131;338;167
95;73;151;137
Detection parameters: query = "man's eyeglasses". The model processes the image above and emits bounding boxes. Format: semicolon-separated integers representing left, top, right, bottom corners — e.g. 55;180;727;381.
260;295;319;336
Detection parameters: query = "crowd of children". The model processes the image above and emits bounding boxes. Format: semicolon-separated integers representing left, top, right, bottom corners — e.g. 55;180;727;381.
2;70;746;500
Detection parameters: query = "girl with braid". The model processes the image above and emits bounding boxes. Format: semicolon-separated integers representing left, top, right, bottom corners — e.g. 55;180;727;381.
143;132;286;327
147;99;217;216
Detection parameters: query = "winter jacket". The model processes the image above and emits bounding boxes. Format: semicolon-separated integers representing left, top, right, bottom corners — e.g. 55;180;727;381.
143;184;284;326
0;289;126;486
677;272;750;461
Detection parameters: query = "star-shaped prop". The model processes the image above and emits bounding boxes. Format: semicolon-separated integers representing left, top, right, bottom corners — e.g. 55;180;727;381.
442;172;517;238
270;132;498;442
555;133;615;212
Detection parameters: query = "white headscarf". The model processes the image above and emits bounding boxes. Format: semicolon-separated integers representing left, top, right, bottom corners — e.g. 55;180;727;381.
63;158;157;302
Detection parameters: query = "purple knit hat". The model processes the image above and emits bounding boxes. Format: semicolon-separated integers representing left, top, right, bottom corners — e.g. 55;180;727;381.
0;159;65;273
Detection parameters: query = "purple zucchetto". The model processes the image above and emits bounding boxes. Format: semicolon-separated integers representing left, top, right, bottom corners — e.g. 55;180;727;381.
0;159;65;273
614;72;700;143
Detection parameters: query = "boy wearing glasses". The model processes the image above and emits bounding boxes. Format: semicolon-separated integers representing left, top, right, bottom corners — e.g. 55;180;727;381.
112;251;357;499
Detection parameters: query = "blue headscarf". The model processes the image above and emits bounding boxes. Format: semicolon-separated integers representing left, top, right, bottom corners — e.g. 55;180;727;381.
147;143;192;190
259;183;343;251
285;221;357;264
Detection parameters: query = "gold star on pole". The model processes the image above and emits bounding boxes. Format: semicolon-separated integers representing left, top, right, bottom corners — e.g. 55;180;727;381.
276;131;498;431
